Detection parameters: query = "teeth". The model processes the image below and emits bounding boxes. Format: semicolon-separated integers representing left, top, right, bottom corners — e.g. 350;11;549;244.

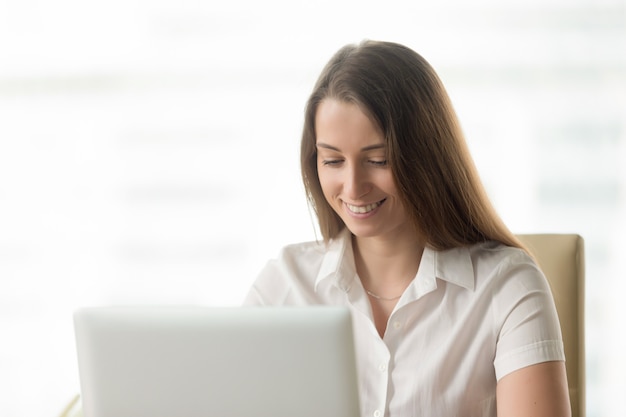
347;201;381;214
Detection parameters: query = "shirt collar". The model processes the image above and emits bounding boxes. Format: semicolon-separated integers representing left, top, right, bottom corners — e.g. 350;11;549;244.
315;228;476;294
432;245;476;290
315;228;357;293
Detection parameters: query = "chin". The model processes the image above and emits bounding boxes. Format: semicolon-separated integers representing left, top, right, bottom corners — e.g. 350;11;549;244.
344;226;382;239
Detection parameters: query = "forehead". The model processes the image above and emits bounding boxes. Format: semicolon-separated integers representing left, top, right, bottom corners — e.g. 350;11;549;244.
315;99;384;147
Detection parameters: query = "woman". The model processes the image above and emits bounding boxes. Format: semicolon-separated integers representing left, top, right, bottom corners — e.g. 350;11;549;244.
244;40;571;417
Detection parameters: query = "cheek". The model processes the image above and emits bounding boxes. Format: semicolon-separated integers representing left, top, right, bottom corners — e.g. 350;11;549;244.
317;171;339;203
381;173;400;195
385;180;400;196
366;170;394;195
317;173;332;196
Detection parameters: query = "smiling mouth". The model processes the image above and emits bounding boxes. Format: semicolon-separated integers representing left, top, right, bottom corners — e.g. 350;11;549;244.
346;199;386;214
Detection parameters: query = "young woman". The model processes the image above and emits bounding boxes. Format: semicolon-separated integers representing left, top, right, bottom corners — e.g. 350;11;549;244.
244;40;571;417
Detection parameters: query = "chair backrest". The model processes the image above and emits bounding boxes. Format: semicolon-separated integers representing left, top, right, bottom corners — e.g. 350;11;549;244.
517;234;585;417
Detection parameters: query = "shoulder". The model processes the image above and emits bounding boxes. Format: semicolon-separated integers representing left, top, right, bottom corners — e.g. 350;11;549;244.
463;241;556;309
278;239;328;259
435;240;548;301
470;240;559;323
470;241;542;283
249;239;327;288
470;240;534;266
272;229;352;271
243;237;346;306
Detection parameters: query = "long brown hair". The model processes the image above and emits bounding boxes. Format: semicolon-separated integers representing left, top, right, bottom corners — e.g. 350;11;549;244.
301;40;523;251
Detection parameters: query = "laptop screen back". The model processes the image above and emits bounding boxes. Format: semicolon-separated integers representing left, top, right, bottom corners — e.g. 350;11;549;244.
74;306;360;417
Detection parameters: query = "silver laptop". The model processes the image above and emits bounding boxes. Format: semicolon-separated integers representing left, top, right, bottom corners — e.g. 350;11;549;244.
74;306;360;417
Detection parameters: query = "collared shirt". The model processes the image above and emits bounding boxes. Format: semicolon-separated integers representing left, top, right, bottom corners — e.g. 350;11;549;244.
243;229;565;417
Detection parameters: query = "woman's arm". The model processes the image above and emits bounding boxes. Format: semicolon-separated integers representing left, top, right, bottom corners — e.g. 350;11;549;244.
496;360;571;417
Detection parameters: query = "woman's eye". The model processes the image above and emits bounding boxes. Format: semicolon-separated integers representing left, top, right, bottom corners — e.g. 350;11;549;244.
369;160;388;167
322;159;342;166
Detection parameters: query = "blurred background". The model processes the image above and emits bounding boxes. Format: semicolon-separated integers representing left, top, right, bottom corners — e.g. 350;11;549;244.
0;0;624;415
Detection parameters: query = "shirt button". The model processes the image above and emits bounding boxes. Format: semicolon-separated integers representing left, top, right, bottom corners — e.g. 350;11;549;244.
392;321;402;329
373;410;382;417
379;363;387;372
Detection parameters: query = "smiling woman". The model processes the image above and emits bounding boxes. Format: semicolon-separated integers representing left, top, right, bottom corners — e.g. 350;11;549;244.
244;40;572;417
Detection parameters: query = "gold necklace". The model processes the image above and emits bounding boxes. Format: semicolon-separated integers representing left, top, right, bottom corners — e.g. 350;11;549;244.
365;289;402;301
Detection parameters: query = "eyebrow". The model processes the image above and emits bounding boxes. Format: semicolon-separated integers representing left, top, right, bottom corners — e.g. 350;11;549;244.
316;142;385;152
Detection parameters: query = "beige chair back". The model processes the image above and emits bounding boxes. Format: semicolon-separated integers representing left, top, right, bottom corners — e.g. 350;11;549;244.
517;234;585;417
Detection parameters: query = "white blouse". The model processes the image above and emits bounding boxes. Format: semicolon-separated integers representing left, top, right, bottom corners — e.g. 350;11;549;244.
243;229;565;417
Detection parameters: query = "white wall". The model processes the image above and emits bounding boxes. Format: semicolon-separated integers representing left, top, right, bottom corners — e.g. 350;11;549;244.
1;0;624;416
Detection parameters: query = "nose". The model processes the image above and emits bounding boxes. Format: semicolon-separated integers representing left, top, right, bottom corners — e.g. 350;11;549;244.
344;163;371;200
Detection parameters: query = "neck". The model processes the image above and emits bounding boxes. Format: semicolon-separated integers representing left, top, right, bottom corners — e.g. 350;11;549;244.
352;234;425;296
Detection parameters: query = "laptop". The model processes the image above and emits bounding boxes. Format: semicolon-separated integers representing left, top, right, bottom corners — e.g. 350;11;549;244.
73;305;360;417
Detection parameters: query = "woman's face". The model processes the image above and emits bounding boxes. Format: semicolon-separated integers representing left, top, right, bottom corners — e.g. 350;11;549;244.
315;99;411;242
